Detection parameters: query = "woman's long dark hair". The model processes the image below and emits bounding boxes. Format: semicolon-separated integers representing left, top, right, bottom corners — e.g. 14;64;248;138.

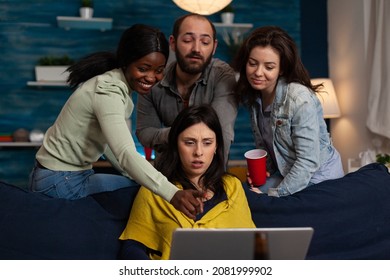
67;24;169;89
232;25;321;107
154;105;225;197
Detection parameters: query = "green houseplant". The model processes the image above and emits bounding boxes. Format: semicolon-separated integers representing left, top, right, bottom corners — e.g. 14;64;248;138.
376;153;390;170
38;55;74;66
81;0;93;8
221;4;234;13
35;55;74;82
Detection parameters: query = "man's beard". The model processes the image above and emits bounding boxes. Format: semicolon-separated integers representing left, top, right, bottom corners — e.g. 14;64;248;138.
175;50;213;75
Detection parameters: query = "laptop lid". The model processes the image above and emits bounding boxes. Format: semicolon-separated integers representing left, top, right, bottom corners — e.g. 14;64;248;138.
169;227;314;260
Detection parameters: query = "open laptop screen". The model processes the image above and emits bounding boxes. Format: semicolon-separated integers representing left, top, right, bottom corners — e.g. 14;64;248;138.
169;227;314;260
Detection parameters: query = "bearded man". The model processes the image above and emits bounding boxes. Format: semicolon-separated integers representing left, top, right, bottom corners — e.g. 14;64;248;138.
136;13;238;167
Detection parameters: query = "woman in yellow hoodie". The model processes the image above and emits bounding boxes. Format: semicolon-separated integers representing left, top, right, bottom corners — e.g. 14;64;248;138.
119;104;255;260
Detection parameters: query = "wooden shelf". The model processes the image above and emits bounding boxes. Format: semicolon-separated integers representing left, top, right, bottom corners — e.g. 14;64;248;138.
213;22;253;35
57;16;113;31
213;22;253;48
0;142;42;148
27;81;69;88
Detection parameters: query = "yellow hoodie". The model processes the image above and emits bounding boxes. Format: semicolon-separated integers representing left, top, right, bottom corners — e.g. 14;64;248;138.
120;174;256;260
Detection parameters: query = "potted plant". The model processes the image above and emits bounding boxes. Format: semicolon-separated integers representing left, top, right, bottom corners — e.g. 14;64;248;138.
220;4;235;24
35;55;74;82
80;0;94;18
376;153;390;171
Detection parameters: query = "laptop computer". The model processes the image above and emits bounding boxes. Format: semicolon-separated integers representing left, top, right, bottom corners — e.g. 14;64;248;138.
169;227;314;260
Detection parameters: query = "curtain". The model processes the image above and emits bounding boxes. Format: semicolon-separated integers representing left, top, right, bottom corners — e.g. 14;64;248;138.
366;0;390;139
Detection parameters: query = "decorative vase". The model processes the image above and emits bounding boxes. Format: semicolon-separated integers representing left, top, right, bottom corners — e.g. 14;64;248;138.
79;7;94;18
221;12;234;24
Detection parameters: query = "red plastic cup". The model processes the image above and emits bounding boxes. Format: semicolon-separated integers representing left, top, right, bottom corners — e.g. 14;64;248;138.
244;149;267;186
144;147;153;161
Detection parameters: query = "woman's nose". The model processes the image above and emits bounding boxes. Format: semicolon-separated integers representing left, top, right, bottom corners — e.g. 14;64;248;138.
194;145;203;156
144;74;156;84
254;67;263;77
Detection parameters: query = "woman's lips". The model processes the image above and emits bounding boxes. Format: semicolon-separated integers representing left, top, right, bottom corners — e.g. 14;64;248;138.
251;79;266;85
191;160;204;168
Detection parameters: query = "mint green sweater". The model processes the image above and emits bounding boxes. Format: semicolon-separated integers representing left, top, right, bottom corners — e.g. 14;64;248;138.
36;69;178;202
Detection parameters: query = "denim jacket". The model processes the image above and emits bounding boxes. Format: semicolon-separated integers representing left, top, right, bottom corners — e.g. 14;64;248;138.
250;78;336;196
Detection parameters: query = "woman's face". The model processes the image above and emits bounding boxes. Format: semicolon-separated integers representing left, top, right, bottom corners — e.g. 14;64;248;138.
246;46;281;95
124;52;166;95
177;122;217;184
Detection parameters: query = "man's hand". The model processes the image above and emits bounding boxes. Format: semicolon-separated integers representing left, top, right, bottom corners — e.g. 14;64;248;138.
170;189;204;219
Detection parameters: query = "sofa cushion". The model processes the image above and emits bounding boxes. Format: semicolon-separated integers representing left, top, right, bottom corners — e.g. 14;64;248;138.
244;163;390;259
0;181;138;260
2;163;389;260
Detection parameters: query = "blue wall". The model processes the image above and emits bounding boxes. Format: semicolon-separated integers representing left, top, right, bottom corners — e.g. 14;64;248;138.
0;0;326;187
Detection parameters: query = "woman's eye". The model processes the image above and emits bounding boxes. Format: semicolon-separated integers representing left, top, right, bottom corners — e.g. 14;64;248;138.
248;62;256;67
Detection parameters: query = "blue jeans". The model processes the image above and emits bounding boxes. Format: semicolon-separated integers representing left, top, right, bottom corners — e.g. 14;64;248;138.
29;161;140;200
245;171;315;197
257;171;284;194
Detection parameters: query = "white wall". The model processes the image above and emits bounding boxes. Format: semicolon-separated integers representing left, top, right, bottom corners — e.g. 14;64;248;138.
328;0;390;172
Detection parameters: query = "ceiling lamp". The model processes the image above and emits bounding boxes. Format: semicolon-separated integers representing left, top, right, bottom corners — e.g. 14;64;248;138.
172;0;232;15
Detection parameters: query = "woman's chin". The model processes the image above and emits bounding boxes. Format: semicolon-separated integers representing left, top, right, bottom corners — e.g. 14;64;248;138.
136;88;151;95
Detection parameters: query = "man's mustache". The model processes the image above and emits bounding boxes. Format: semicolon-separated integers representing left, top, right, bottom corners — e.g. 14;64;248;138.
187;52;203;59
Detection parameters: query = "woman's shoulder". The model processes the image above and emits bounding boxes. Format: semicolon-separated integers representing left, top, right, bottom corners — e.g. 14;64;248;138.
222;174;247;202
94;69;130;96
284;82;318;106
287;82;312;96
222;173;242;188
223;172;239;180
95;69;127;84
